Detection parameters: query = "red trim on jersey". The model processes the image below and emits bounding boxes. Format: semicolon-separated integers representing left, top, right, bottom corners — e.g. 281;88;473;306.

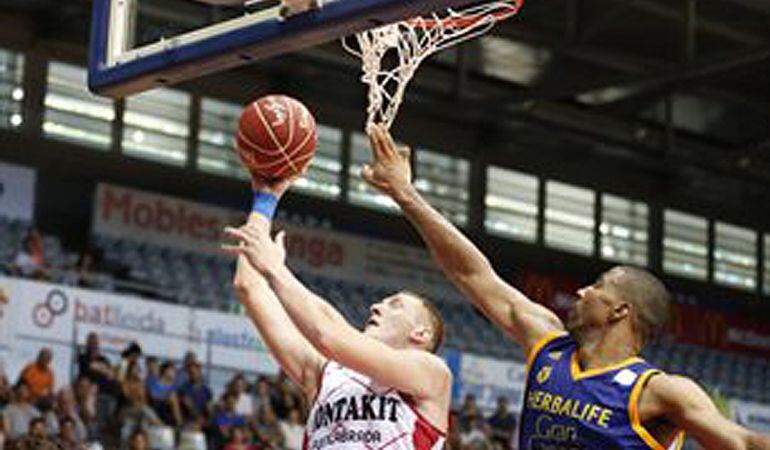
397;392;447;436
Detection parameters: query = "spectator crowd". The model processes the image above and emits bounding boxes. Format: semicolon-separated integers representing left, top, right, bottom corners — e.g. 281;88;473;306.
0;333;310;450
0;331;520;449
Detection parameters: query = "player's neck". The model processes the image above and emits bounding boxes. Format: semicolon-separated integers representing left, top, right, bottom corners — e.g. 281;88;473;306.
574;326;641;371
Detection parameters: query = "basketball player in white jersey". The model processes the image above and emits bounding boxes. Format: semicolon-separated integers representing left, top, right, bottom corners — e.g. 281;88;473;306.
361;124;770;450
224;179;451;450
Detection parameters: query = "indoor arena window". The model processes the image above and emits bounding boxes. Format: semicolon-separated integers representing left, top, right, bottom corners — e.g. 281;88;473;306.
600;194;648;266
123;87;190;166
714;222;756;291
545;181;595;255
414;149;469;225
198;98;248;179
44;62;115;150
663;210;708;280
764;236;770;296
0;48;24;131
485;166;538;242
292;124;343;199
347;132;399;212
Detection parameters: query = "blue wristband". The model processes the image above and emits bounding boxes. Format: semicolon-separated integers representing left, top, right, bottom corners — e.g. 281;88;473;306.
251;191;279;219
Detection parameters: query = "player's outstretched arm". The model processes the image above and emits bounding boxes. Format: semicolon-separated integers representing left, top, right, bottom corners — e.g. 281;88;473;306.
225;224;451;403
362;124;563;351
229;185;326;401
639;374;770;450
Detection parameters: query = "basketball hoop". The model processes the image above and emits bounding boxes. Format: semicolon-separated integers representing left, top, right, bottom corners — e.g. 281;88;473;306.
343;0;523;130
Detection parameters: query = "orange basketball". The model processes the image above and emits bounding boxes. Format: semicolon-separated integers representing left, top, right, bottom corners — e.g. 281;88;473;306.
235;95;317;181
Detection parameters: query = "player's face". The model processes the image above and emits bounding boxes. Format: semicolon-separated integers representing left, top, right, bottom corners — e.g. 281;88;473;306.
568;269;624;334
364;292;427;349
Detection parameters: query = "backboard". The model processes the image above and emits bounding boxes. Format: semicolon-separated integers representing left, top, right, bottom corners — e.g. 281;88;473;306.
88;0;484;98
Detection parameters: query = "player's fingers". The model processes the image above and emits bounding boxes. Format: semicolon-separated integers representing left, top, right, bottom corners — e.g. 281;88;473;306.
378;124;399;158
367;124;388;161
398;146;411;161
361;165;374;183
238;225;261;242
223;226;248;242
220;244;244;256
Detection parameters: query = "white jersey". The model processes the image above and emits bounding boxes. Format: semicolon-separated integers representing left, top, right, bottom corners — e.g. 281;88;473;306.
304;362;445;450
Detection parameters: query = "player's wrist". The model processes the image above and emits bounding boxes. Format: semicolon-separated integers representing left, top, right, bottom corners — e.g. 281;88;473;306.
390;182;418;203
251;190;279;220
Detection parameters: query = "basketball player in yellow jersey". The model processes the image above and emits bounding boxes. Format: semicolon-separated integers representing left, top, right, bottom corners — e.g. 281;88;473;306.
362;124;770;450
225;178;451;450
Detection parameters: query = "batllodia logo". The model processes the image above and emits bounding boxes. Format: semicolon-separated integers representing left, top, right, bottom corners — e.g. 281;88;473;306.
32;289;69;328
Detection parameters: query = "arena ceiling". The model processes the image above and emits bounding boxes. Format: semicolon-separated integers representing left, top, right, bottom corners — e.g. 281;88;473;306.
2;0;770;225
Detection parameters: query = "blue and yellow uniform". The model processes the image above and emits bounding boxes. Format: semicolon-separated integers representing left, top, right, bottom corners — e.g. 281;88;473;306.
519;332;685;450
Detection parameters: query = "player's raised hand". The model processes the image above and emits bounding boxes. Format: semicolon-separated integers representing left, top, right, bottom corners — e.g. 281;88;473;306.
250;172;303;198
222;225;287;277
362;124;413;197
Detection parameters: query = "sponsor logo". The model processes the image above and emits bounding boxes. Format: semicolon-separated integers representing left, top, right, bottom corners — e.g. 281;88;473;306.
98;185;237;242
32;289;69;328
75;300;165;334
537;366;552;384
285;232;345;268
612;369;638;387
548;351;563;361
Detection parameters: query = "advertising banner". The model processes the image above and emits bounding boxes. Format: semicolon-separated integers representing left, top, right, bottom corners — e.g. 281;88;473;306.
92;184;243;253
0;277;279;389
0;161;36;222
449;350;527;413
93;183;462;302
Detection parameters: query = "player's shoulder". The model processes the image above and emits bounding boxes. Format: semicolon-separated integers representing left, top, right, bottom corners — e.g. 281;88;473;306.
642;372;710;413
404;349;453;382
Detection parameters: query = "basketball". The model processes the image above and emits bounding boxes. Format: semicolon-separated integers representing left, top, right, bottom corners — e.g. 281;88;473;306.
235;95;317;181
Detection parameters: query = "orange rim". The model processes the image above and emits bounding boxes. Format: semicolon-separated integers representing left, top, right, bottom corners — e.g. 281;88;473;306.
405;0;522;29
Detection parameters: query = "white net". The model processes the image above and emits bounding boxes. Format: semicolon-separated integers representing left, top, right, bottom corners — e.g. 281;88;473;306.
343;0;522;130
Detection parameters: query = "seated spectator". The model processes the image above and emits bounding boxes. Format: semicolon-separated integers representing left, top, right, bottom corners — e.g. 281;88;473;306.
118;361;162;432
228;373;254;419
460;416;493;450
127;429;150;450
272;371;301;420
179;362;212;426
72;376;98;439
144;356;159;383
252;375;277;414
9;229;50;280
445;411;463;450
19;348;55;406
223;426;258;450
487;396;516;450
75;247;97;288
3;384;41;441
213;392;246;445
252;405;284;450
279;408;304;450
176;351;199;388
54;387;88;444
54;416;84;450
116;342;143;383
76;333;119;438
458;393;479;433
146;362;182;427
13;416;58;450
0;363;12;409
